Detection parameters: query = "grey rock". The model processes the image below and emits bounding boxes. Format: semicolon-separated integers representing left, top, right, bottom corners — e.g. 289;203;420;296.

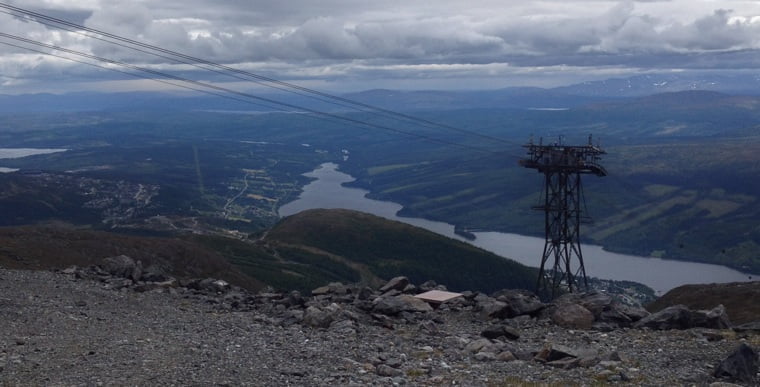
547;357;581;369
373;295;433;315
497;351;517;362
141;263;169;282
376;364;403;377
474;351;497;361
312;282;348;296
401;284;417;294
551;303;594;330
133;278;178;293
633;304;693;330
464;338;492;354
577;291;613;319
616;303;650;322
692;304;732;330
356;287;374;301
101;255;142;281
303;305;340;328
713;343;758;383
480;324;520;341
733;321;760;333
534;343;580;363
419;280;438;292
278;290;305;308
280;309;304;327
104;277;133;290
379;276;410;293
492;289;546;317
477;298;510;320
60;266;78;275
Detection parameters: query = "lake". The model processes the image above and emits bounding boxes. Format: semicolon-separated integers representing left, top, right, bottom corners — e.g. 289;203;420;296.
0;148;68;173
279;163;754;294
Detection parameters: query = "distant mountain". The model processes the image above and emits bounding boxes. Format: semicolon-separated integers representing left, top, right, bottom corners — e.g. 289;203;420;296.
0;92;270;113
573;90;760;137
0;88;607;113
555;73;760;97
584;90;760;111
3;72;760;113
342;88;608;110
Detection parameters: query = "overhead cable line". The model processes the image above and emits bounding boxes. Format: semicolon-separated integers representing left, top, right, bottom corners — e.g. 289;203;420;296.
0;32;500;154
0;2;521;149
0;39;284;113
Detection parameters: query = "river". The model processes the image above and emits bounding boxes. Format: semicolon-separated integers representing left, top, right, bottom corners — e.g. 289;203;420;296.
279;163;754;294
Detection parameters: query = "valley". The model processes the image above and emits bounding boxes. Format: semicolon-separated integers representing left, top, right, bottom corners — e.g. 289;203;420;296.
0;88;759;291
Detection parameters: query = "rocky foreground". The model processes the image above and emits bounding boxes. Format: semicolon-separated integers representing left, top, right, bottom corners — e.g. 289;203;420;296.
1;257;758;386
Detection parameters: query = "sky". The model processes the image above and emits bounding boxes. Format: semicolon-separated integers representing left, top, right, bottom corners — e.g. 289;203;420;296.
1;0;760;94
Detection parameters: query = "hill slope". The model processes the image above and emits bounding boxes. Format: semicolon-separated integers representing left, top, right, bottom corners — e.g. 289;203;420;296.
0;209;538;294
647;281;760;325
265;209;538;293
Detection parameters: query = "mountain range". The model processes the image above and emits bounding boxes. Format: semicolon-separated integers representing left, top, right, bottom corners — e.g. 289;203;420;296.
3;72;760;113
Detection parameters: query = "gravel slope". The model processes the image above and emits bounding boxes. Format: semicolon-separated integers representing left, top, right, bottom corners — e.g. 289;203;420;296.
1;268;757;386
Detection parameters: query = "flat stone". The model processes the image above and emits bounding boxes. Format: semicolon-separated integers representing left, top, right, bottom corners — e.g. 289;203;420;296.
414;290;463;304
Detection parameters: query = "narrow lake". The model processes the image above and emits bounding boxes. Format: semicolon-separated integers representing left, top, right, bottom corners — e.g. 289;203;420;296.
0;148;68;173
279;163;754;294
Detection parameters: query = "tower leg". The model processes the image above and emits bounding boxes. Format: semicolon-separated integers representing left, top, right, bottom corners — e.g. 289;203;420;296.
535;171;588;300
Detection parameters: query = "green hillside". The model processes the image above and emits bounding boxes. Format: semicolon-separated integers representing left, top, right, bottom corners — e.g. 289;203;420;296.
0;209;538;294
265;209;538;293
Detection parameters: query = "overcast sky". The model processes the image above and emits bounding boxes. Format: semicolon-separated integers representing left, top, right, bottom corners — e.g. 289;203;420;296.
2;0;760;94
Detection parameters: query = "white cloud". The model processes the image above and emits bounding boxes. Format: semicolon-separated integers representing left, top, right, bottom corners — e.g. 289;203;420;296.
2;0;760;92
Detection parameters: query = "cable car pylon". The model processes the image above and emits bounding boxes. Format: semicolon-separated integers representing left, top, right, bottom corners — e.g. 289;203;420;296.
520;135;607;300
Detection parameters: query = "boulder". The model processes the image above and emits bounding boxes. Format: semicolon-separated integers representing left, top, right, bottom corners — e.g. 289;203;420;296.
373;295;433;315
101;255;142;281
633;304;693;330
302;304;342;328
691;304;731;330
379;276;410;293
419;280;439;292
733;321;760;333
534;344;580;363
464;338;495;354
477;298;511;320
141;263;169;282
551;303;594;330
355;286;375;301
577;291;613;319
493;289;546;317
713;343;758;383
275;290;305;308
311;282;349;296
186;278;231;293
612;303;650;323
634;304;731;330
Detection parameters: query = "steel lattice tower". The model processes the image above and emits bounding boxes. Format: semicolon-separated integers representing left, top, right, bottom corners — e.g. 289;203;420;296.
520;136;607;300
